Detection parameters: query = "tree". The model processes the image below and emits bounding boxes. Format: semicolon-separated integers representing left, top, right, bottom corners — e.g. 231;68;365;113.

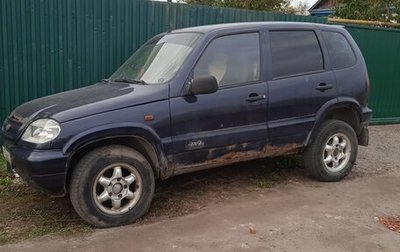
295;1;309;15
284;1;309;15
335;0;400;23
182;0;291;12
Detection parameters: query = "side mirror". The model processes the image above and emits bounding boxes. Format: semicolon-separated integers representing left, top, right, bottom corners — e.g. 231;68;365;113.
189;76;218;95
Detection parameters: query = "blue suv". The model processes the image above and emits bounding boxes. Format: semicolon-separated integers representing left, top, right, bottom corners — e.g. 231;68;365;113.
1;22;372;227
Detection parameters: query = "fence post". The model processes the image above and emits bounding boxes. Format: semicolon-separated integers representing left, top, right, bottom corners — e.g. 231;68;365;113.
166;0;170;31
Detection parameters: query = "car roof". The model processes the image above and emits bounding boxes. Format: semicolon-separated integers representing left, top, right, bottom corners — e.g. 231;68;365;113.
171;22;340;34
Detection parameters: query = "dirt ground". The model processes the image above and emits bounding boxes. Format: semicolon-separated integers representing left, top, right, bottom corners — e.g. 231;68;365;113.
1;124;400;251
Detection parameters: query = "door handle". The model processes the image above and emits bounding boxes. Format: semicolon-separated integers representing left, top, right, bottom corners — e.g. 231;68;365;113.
315;83;333;92
246;94;266;102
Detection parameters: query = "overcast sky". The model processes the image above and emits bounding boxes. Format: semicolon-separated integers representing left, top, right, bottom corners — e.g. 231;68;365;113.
292;0;318;8
155;0;319;8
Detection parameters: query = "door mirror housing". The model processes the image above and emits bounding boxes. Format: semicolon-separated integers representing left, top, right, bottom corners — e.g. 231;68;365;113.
189;76;218;95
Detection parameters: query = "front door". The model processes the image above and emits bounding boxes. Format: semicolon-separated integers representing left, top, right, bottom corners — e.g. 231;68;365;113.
169;32;268;174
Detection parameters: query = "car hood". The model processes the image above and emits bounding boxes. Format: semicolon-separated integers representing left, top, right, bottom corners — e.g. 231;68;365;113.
10;82;169;123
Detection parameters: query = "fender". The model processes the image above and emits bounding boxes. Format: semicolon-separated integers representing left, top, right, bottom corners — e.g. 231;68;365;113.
62;122;169;174
63;122;164;154
304;97;362;146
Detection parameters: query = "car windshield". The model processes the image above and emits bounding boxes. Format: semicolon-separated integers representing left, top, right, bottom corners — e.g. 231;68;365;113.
110;32;202;84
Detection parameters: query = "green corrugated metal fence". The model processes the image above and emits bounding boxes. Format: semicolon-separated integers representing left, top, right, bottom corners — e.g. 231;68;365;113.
345;25;400;124
0;0;399;124
0;0;326;123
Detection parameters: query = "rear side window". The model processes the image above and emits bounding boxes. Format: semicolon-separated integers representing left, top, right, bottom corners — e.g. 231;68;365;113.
270;31;324;78
194;33;260;86
322;31;356;69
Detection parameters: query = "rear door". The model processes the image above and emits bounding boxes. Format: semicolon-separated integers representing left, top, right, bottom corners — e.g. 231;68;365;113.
169;32;268;173
266;30;337;147
321;30;362;101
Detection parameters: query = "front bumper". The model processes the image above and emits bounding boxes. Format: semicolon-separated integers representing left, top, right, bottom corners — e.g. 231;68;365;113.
2;144;68;196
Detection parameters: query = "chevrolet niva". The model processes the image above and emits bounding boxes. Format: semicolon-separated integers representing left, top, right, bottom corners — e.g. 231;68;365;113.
1;22;372;227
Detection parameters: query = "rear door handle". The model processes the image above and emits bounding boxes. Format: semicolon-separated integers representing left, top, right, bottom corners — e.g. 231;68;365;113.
246;94;266;102
315;83;333;92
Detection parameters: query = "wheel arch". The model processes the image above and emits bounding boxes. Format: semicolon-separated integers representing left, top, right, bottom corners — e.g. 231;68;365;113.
305;98;362;147
64;124;169;187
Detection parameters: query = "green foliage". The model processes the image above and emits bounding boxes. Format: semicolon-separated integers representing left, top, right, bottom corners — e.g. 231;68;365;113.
0;152;5;169
0;152;12;186
335;0;400;22
254;172;278;188
0;176;12;187
253;166;281;188
183;0;291;12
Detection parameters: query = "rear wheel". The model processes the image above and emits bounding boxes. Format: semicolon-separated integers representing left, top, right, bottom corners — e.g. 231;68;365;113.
304;120;358;182
69;145;155;227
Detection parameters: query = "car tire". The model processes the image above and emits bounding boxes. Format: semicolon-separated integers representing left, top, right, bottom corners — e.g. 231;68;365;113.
69;145;155;227
303;119;358;182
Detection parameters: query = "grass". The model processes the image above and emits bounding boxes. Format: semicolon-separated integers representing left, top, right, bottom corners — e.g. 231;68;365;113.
0;152;10;186
0;151;304;245
0;152;5;171
253;169;280;188
0;184;93;245
253;155;302;188
0;151;93;245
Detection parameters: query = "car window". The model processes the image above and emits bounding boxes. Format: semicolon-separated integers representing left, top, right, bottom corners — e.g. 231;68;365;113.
270;30;324;78
110;33;201;84
194;33;260;86
322;31;356;69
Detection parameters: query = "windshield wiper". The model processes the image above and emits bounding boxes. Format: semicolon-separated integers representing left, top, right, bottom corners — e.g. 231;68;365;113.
112;78;148;85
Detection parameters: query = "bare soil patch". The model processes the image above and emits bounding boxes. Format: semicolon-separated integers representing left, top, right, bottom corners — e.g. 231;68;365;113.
2;125;399;245
0;153;303;245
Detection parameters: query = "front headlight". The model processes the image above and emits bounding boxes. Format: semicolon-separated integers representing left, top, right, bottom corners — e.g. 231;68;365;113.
21;119;61;144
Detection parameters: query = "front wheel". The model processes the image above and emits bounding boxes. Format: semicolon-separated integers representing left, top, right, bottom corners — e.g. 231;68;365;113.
303;120;358;182
69;145;155;227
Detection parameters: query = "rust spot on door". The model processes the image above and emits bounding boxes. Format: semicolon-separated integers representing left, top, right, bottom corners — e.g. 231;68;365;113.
264;143;301;157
